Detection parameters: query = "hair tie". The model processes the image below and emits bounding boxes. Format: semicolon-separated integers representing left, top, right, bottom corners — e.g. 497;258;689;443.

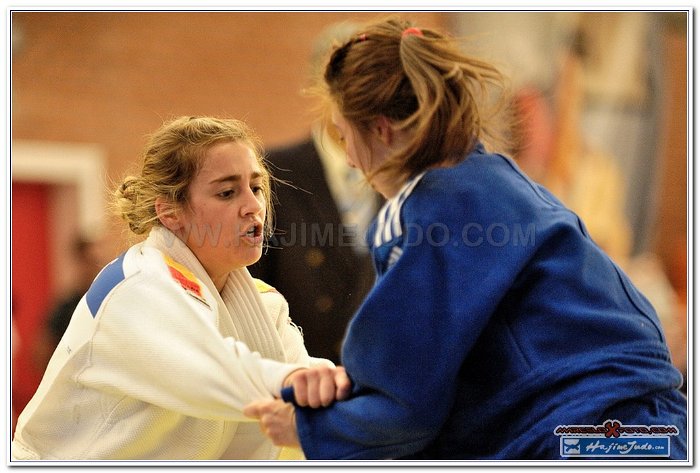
402;27;423;38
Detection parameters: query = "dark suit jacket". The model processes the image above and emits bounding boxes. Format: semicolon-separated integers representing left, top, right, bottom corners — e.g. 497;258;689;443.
249;138;378;364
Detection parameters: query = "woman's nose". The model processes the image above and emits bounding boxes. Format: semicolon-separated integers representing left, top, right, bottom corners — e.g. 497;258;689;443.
241;187;264;216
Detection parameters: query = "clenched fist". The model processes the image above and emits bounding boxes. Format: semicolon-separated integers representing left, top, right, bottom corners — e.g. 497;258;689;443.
244;399;299;447
282;365;351;408
244;365;351;447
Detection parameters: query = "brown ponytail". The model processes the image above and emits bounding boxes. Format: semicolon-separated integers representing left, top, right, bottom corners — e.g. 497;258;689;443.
319;16;511;183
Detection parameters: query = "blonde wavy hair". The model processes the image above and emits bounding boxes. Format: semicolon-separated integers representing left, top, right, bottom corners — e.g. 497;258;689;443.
114;116;273;238
316;16;511;183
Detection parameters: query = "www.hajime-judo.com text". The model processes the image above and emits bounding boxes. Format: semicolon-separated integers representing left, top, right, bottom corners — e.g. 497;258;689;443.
586;439;666;455
166;222;538;248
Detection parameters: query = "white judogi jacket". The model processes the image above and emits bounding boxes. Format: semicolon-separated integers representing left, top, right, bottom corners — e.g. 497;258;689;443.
12;226;329;460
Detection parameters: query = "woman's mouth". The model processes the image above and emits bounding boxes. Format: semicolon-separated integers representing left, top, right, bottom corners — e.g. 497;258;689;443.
241;222;264;245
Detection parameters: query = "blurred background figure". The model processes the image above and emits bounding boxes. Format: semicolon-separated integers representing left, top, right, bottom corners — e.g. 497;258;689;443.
32;233;110;373
511;28;633;265
250;22;381;364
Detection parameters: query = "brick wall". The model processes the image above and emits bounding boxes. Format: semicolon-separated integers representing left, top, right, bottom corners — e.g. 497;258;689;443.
12;11;448;183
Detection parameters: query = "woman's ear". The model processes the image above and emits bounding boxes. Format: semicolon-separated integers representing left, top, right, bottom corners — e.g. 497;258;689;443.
373;115;394;146
155;197;182;232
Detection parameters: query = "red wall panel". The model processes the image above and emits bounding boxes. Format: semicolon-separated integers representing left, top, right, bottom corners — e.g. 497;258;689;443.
11;182;53;428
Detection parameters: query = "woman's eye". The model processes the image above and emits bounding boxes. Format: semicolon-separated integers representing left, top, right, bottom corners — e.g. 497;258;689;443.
252;185;264;195
218;190;234;199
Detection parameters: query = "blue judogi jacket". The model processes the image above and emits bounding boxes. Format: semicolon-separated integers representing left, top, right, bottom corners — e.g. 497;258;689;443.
290;145;687;460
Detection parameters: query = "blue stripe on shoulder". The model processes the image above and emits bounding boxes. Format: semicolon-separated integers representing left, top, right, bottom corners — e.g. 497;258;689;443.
86;251;126;318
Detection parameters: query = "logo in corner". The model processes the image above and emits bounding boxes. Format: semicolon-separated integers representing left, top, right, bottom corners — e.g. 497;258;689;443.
554;419;678;457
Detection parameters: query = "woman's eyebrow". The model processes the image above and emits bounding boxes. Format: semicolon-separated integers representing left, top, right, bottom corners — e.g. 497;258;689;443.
208;171;262;185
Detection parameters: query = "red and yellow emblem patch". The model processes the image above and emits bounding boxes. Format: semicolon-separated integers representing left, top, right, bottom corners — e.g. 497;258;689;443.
163;255;210;308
